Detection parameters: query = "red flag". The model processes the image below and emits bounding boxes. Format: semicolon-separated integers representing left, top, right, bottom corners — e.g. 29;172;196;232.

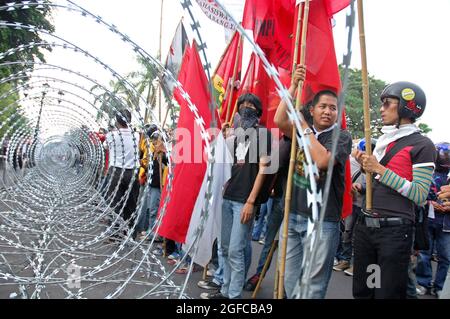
238;53;290;131
243;0;352;217
340;111;353;219
242;0;295;70
241;0;350;120
291;0;350;103
157;42;212;243
212;32;243;126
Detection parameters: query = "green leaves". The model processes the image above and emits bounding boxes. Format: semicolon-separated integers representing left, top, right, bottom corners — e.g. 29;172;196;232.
339;65;386;138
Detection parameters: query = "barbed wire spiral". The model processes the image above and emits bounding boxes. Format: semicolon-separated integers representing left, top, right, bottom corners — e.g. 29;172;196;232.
0;0;329;299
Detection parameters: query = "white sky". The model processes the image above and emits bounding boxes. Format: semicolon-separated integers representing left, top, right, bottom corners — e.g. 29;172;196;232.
41;0;449;143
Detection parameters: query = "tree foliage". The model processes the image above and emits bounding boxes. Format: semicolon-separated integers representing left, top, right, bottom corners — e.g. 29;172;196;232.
0;2;54;139
339;65;386;139
418;122;432;135
0;1;54;79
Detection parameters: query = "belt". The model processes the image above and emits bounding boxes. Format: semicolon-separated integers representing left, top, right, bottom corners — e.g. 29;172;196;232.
358;214;413;228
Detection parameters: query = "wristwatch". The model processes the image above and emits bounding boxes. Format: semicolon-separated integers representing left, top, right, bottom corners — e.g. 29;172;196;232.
303;127;313;136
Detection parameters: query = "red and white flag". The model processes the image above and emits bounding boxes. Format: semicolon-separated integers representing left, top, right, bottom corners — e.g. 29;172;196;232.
157;41;213;243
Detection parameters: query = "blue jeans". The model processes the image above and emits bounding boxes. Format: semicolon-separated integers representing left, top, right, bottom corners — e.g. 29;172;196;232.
252;198;273;241
220;199;255;299
256;197;283;275
136;186;161;233
282;213;340;299
214;238;251;286
336;205;360;262
417;217;450;291
213;243;225;286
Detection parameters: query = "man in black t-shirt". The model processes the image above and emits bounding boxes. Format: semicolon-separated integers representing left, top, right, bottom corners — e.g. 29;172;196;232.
274;65;352;298
203;93;272;299
353;81;436;299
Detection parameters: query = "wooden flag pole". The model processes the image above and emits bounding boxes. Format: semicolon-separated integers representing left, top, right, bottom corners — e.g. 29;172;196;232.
162;102;172;129
224;33;243;125
277;0;310;300
252;237;278;299
357;0;373;211
158;0;164;122
228;100;239;128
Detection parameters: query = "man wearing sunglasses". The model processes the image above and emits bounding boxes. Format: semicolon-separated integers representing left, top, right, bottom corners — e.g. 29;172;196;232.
353;82;436;298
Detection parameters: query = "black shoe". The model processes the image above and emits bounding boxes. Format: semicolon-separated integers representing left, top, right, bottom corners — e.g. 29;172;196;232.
197;280;221;290
244;274;260;291
200;291;227;299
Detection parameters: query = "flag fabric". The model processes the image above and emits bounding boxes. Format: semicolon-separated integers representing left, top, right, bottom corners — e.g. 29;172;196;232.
184;133;233;267
241;0;350;119
291;0;350;103
340;110;353;219
157;42;212;243
161;20;189;99
212;31;243;126
237;53;290;131
195;0;237;31
242;0;352;217
242;0;295;70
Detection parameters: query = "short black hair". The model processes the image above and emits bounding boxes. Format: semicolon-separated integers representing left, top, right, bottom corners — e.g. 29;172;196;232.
116;109;131;127
237;93;262;117
311;90;338;107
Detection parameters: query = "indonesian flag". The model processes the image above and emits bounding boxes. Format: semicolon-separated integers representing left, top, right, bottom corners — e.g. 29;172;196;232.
212;31;243;126
157;42;213;243
184;132;233;267
161;20;189;99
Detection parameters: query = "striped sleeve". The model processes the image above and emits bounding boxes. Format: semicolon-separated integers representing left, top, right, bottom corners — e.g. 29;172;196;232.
379;166;434;205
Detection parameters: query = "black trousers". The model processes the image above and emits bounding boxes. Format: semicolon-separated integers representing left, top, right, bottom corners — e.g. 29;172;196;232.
106;167;140;232
353;217;413;299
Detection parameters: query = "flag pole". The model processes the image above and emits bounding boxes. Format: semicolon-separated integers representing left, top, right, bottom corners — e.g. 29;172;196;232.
252;237;278;299
162;102;172;128
158;0;165;123
228;100;239;127
225;33;243;125
357;0;373;211
277;0;310;299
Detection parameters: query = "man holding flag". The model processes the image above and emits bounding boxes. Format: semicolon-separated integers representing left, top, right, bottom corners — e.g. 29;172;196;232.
274;65;352;298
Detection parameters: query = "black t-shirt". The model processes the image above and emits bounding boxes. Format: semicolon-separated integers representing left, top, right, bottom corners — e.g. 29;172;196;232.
273;135;292;198
223;126;272;205
370;133;436;221
149;153;167;188
291;129;352;222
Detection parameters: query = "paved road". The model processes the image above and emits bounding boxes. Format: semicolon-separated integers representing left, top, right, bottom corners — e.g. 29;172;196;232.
169;241;437;299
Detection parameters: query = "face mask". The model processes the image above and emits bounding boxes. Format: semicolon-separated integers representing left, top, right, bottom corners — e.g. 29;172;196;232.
238;107;259;129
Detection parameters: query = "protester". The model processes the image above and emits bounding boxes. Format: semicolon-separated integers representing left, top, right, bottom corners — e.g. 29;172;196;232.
135;124;167;241
104;109;141;241
274;65;352;298
202;93;272;299
438;183;450;299
244;135;291;292
416;142;450;298
353;82;436;299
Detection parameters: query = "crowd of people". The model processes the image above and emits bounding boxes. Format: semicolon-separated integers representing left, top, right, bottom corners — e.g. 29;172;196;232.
98;65;450;299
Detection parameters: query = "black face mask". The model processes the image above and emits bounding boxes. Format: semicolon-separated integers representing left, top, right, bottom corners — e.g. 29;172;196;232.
238;107;259;129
